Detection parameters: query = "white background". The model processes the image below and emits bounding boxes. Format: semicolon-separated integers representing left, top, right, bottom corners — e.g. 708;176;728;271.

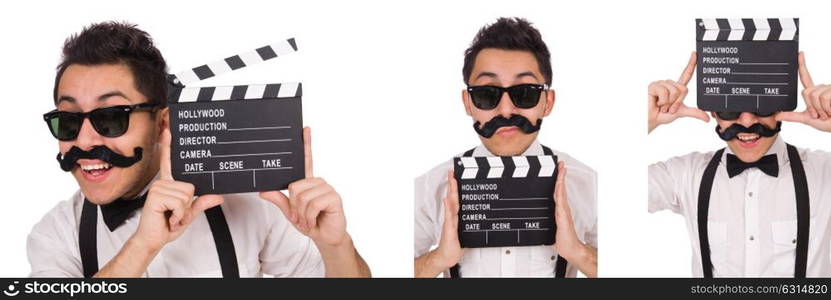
0;0;829;277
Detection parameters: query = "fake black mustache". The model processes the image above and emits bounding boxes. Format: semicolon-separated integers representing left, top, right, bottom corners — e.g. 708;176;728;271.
473;114;542;138
716;122;782;141
56;146;143;172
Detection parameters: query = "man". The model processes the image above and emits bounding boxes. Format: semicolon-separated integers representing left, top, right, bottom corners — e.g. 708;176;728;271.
413;17;598;278
648;52;831;277
28;21;370;277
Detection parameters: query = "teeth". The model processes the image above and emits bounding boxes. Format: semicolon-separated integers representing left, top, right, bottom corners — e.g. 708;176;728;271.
80;163;112;171
738;135;759;141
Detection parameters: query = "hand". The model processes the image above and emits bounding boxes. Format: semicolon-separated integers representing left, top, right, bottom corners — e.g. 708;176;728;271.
551;161;597;277
776;52;831;132
132;127;224;252
648;51;710;133
435;170;464;269
259;127;349;247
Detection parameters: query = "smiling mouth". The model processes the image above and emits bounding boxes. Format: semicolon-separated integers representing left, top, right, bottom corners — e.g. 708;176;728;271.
76;161;114;180
736;133;761;147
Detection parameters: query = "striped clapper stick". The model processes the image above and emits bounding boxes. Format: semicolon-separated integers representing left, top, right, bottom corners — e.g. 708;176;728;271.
167;38;304;195
453;154;557;248
695;18;799;113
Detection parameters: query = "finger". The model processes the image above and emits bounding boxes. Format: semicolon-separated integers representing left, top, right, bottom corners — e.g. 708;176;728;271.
259;191;291;219
159;126;173;180
294;183;333;229
677;106;711;123
775;111;810;124
162;196;187;231
445;170;459;213
818;86;831;119
287;178;323;223
184;194;224;225
677;51;697;85
654;82;671;111
304;192;337;230
658;81;680;112
554;162;566;207
303;126;313;178
669;82;689;114
810;89;829;120
799;52;815;89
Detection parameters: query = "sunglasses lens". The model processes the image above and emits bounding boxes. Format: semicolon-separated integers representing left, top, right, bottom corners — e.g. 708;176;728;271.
716;112;741;120
756;111;776;117
90;107;130;138
469;86;502;110
47;113;82;141
508;85;543;109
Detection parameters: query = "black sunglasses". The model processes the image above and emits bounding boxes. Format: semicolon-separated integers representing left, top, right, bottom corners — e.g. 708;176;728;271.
43;103;160;141
467;84;546;110
715;111;776;121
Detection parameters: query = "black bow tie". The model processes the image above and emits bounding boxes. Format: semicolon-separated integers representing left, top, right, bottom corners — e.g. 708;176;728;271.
99;193;148;231
726;154;779;178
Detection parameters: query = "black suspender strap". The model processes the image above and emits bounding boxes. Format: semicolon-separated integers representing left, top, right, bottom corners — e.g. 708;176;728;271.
205;206;240;278
697;148;724;278
79;200;99;278
698;146;809;278
78;200;239;277
450;145;568;278
787;144;810;278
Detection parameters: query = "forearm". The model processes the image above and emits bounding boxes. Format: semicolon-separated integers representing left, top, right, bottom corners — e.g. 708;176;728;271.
414;249;449;278
93;236;160;278
566;244;597;278
317;235;371;278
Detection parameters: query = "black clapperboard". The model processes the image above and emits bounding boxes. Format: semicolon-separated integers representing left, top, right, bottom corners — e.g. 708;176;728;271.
453;154;557;248
696;18;799;113
167;38;304;195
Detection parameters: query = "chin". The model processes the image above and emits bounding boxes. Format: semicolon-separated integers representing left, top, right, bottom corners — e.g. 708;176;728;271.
72;169;125;205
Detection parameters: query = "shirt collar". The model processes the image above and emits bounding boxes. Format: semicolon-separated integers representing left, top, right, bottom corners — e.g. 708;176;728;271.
472;139;543;157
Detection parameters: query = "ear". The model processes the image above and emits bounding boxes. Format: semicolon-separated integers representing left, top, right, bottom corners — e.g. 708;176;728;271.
157;107;169;140
462;89;473;116
709;111;717;119
543;88;556;117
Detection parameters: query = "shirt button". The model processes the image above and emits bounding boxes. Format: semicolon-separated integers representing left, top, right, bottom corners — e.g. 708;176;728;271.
550;255;556;261
505;250;511;255
749;235;755;241
748;192;753;197
792;239;797;244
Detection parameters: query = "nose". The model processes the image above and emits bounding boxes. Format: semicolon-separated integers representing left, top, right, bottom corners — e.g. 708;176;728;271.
496;90;518;118
74;118;105;150
736;112;759;127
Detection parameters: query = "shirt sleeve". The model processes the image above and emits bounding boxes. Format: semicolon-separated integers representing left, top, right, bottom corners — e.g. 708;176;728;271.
259;202;324;277
414;166;448;258
648;153;703;214
27;200;83;277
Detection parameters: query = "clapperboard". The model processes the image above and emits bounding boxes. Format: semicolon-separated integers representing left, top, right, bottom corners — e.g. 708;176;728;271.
696;18;799;113
167;38;304;195
453;155;557;248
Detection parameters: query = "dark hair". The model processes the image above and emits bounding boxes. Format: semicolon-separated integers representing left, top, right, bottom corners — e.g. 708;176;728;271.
462;17;552;86
53;21;168;107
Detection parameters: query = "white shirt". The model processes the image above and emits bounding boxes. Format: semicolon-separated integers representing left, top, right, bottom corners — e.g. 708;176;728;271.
27;178;324;277
649;135;831;277
414;140;598;277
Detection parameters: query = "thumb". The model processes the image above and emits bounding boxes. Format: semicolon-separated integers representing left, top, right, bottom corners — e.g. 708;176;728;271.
677;106;711;123
776;111;810;124
259;191;292;219
183;194;224;225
